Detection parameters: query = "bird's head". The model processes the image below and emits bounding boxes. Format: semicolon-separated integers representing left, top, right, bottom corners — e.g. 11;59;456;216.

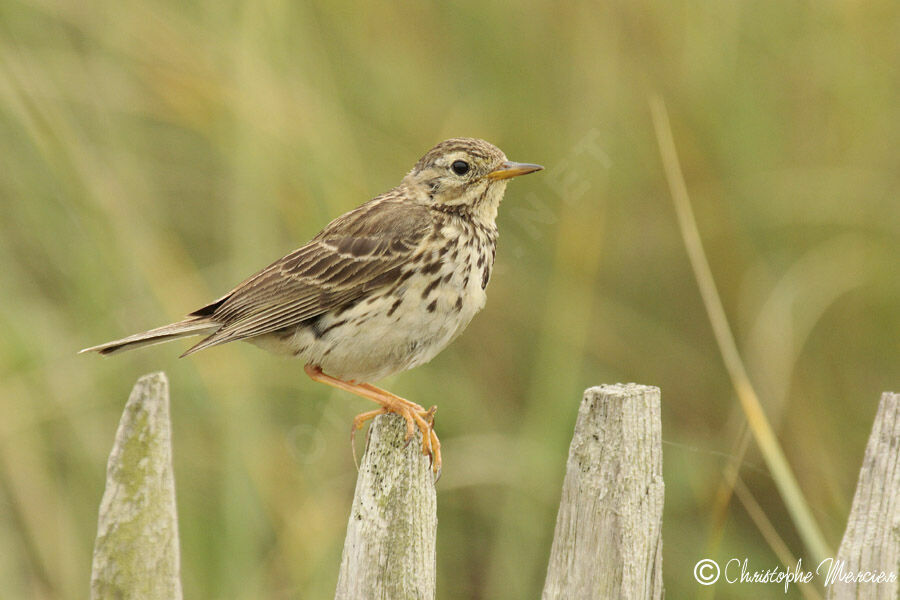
403;137;542;222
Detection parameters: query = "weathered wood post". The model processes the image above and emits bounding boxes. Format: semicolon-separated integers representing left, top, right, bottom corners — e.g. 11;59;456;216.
825;391;900;600
542;384;665;600
334;414;438;600
90;372;183;600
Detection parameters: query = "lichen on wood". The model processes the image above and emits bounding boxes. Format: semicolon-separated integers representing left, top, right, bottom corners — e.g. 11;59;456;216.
91;372;183;600
334;413;437;600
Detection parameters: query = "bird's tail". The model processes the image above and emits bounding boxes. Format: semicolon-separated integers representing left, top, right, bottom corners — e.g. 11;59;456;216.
80;319;218;356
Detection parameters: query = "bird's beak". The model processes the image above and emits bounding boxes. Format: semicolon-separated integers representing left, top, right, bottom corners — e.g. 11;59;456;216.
487;161;544;180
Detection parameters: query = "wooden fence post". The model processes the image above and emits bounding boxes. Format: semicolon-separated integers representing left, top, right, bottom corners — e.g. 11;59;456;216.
542;384;665;600
825;391;900;600
90;372;183;600
85;377;900;598
334;414;438;600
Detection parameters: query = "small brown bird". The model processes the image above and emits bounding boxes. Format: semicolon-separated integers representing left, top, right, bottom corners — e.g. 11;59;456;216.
82;138;542;474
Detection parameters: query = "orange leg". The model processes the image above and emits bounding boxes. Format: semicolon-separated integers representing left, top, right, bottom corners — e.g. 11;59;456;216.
304;364;441;476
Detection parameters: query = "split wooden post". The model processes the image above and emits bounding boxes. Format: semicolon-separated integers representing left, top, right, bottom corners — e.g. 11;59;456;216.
334;414;438;600
826;391;900;600
542;384;665;600
90;372;183;600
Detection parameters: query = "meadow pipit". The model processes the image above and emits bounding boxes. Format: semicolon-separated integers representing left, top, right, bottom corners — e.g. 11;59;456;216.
82;138;543;475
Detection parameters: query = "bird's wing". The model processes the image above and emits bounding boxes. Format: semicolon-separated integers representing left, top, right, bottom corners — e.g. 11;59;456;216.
181;196;432;355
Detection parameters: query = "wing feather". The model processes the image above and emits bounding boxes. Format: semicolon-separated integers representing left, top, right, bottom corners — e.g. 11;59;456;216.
182;196;431;355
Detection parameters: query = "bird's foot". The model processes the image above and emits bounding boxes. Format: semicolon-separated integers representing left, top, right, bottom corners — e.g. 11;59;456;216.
304;364;442;478
349;395;441;479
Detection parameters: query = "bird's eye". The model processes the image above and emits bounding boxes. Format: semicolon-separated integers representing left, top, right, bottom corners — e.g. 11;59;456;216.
451;160;470;176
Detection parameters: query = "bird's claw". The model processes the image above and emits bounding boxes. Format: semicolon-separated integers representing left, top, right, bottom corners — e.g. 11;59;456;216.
349;402;442;478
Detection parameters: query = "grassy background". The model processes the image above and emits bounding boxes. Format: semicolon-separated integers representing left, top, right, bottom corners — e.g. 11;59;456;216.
2;0;898;598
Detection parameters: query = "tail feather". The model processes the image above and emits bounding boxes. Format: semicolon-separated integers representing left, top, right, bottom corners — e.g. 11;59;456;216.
80;319;218;356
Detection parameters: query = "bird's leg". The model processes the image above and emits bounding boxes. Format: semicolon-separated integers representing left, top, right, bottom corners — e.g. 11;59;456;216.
358;383;437;435
356;382;440;468
304;364;442;475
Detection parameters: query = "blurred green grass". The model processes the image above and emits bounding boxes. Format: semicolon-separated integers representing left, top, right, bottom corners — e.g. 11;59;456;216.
1;0;898;598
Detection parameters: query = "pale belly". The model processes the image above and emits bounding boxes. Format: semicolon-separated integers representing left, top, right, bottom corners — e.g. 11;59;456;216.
251;249;490;383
